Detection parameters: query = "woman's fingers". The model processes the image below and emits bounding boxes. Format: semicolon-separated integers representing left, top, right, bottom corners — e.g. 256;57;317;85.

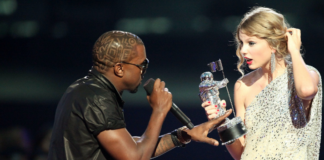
202;100;227;121
208;113;217;120
201;101;212;108
206;108;218;115
221;100;226;108
205;105;219;120
297;29;301;42
203;100;226;110
205;104;218;111
287;28;301;39
286;28;302;52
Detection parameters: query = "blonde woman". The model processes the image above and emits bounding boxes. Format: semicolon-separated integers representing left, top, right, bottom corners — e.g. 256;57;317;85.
203;7;322;160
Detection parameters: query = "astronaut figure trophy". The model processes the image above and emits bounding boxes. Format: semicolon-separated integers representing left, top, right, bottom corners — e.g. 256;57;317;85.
199;59;247;145
199;72;229;119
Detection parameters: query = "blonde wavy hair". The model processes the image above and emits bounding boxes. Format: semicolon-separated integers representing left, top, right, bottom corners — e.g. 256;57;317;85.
234;7;291;76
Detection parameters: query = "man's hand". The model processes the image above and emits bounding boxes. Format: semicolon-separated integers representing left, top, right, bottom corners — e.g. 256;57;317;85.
146;78;172;115
98;79;173;160
183;109;232;146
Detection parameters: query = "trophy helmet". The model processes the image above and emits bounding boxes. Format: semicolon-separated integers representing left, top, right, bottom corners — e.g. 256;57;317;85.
200;72;213;81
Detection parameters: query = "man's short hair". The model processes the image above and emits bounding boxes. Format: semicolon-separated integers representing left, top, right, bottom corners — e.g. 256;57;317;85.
92;30;144;72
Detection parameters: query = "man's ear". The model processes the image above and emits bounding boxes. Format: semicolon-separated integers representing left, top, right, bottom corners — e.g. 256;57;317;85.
113;63;124;77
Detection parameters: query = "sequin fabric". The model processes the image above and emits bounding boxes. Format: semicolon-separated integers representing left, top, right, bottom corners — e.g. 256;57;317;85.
241;64;322;160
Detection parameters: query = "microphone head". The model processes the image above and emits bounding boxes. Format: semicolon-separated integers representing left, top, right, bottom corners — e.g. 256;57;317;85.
143;78;155;95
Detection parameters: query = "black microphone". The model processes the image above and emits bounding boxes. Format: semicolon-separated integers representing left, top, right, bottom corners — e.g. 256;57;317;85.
143;78;194;129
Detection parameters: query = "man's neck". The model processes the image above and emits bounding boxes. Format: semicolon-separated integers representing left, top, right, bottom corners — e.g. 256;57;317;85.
102;72;124;94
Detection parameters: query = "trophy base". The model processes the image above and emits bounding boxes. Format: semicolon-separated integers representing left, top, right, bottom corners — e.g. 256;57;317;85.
217;117;247;145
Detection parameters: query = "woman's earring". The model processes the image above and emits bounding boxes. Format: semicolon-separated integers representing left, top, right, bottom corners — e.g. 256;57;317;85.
271;52;276;74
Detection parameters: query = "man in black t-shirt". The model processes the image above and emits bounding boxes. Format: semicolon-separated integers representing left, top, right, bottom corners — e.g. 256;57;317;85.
48;30;232;160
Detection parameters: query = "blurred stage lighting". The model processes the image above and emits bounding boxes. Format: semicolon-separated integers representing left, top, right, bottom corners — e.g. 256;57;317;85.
0;71;63;103
10;21;39;38
282;13;298;26
150;17;171;34
116;17;172;35
116;18;149;35
0;0;17;16
222;16;241;33
52;22;68;39
191;15;211;32
0;22;8;38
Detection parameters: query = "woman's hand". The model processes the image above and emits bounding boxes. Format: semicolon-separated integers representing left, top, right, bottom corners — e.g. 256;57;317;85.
286;28;302;54
202;100;227;121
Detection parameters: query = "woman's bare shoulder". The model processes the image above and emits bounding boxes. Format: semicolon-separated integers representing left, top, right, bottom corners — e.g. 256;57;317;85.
235;70;258;89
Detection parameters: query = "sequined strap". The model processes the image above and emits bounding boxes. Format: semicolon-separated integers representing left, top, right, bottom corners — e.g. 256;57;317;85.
287;63;307;128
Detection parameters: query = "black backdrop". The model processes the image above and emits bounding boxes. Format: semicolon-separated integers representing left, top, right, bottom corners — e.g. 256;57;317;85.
1;0;323;159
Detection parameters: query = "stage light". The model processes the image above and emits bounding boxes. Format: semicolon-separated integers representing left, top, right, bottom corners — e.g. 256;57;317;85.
0;0;17;15
150;17;171;34
191;15;211;32
52;22;68;39
10;21;38;38
0;22;8;38
116;18;149;35
222;16;241;33
283;13;298;26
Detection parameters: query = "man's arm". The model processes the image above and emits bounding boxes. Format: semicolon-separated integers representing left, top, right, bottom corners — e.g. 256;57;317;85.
133;135;175;158
97;79;172;160
98;110;167;160
153;109;234;158
98;78;232;160
132;131;177;158
151;134;175;158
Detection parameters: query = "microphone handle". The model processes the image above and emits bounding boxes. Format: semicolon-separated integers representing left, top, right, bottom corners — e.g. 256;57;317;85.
143;78;194;129
171;103;194;129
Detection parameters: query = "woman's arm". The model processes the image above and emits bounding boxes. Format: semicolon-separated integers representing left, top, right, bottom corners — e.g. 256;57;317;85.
202;80;246;160
286;28;319;100
224;80;246;160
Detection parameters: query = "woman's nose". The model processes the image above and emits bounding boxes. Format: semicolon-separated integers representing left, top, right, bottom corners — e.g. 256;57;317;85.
240;44;247;56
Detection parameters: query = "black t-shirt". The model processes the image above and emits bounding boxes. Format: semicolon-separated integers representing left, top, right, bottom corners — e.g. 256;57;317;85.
48;68;126;160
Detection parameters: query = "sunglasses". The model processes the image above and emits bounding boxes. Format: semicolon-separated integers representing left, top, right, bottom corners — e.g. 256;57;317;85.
121;58;149;78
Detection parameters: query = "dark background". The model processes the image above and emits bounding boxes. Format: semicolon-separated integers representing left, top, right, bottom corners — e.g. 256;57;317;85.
0;0;323;159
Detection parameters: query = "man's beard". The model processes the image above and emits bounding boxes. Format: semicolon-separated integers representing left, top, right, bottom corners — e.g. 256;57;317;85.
129;83;140;93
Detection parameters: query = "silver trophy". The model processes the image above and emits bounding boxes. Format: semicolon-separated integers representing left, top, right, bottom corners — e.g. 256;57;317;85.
199;59;247;145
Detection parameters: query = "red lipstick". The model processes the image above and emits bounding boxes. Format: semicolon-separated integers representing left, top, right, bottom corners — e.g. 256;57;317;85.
244;57;252;65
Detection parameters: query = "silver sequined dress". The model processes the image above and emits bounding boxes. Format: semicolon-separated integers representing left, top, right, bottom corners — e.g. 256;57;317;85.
241;64;322;160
